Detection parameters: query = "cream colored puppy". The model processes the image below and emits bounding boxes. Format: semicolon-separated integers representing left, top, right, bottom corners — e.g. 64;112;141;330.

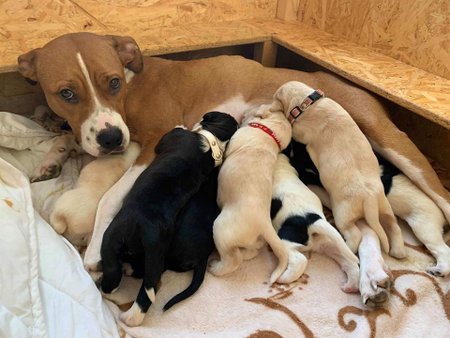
273;81;405;259
209;105;292;283
50;142;140;248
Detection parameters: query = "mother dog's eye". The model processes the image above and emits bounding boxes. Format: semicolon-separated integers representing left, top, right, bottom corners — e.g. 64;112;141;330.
109;78;121;92
59;89;77;103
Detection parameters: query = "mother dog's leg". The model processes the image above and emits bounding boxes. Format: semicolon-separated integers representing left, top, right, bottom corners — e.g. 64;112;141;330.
83;145;154;272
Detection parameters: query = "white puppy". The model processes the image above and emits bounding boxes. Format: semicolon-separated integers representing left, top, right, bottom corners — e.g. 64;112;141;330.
209;104;292;283
273;81;405;259
50;142;140;248
271;154;360;290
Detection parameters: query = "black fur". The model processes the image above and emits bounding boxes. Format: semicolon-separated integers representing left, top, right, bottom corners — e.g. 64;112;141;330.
277;213;321;245
375;153;401;195
163;168;220;311
100;112;238;316
270;198;283;219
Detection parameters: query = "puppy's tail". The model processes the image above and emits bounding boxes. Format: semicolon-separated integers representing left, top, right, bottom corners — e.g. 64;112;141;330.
263;225;289;284
363;196;390;254
49;210;68;235
163;259;208;311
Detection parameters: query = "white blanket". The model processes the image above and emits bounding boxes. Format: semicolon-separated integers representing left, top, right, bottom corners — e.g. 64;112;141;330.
0;112;119;338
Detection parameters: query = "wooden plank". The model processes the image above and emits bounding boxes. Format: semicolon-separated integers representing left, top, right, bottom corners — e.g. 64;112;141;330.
296;0;450;80
254;41;278;67
250;19;450;130
276;0;300;20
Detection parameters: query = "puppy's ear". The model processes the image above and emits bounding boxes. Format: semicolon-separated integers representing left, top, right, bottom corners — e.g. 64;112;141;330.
254;107;271;119
17;49;40;83
107;35;144;73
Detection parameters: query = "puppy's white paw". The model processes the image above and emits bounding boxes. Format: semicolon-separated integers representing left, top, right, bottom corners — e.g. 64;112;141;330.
277;250;307;284
119;302;146;327
340;264;360;293
426;262;450;278
360;266;392;306
208;259;227;276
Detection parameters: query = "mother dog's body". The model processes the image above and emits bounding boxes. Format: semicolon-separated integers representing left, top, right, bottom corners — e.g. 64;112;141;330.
17;33;450;271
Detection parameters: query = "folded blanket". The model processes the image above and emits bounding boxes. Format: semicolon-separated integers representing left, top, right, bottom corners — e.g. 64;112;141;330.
0;112;119;338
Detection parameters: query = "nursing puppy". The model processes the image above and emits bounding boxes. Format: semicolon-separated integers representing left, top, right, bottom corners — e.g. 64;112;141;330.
50;142;140;248
291;141;450;277
271;154;360;291
209;104;292;284
100;112;238;326
274;81;405;259
163;168;220;311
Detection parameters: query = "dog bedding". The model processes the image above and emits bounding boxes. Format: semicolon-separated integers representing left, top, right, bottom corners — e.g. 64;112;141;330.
0;111;119;338
1;111;449;337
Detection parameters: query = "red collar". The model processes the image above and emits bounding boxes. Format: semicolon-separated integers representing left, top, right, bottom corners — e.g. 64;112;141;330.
248;122;281;149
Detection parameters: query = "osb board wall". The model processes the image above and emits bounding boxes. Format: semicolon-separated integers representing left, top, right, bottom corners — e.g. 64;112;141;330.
0;0;276;70
291;0;450;80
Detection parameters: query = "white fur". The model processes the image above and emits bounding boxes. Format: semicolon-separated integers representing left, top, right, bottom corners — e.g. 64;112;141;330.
83;163;146;273
76;53;130;156
274;81;405;258
384;173;450;276
209;105;292;284
272;154;360;291
208;94;260;124
119;302;145;327
50;142;140;249
357;220;392;305
371;141;450;226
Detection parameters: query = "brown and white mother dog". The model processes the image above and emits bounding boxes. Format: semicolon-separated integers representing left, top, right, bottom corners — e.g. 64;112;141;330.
17;32;450;273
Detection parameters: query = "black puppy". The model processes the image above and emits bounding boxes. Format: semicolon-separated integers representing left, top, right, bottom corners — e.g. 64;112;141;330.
100;111;238;327
163;167;220;311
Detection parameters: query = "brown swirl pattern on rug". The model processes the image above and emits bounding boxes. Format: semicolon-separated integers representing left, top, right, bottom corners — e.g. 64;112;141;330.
246;297;314;338
338;306;390;338
390;269;450;320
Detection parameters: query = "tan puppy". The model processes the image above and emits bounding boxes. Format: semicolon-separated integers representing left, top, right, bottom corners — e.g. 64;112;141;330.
209;105;292;283
273;81;405;259
50;142;140;248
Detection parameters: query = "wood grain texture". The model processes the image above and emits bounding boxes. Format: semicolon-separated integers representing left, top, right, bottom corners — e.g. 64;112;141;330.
0;0;276;72
251;19;450;130
296;0;450;80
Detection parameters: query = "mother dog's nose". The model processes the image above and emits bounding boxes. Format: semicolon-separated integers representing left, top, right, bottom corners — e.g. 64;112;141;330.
96;127;123;151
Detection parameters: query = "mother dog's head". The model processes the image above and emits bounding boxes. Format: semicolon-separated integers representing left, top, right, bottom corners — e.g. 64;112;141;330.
17;33;143;156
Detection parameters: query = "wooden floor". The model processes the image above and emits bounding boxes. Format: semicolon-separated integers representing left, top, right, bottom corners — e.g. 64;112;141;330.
0;12;449;130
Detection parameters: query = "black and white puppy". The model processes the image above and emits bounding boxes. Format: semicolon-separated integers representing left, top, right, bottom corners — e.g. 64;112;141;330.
100;112;238;327
290;141;450;277
163;167;220;311
271;153;360;291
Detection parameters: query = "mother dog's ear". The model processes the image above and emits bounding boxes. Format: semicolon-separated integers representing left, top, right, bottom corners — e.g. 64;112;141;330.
17;48;40;84
107;35;144;73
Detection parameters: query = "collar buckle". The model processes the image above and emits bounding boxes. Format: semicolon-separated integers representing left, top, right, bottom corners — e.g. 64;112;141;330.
288;89;325;124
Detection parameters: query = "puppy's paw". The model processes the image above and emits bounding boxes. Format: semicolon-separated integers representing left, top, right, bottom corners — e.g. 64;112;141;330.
277;250;307;284
340;264;360;293
119;302;146;327
341;279;359;294
208;259;227;276
31;162;61;182
426;262;450;278
389;244;406;260
360;267;391;306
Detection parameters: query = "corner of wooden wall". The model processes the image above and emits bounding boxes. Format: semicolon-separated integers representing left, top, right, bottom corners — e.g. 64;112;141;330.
276;0;300;20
